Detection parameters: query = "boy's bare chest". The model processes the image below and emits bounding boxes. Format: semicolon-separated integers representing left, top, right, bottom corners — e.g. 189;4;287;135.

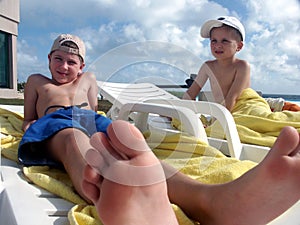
208;62;236;83
211;67;236;86
41;84;88;104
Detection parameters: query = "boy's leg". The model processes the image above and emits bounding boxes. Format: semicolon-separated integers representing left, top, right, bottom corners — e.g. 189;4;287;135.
47;128;93;202
82;120;179;225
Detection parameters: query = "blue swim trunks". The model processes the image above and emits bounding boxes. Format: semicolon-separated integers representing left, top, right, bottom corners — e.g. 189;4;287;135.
18;106;112;167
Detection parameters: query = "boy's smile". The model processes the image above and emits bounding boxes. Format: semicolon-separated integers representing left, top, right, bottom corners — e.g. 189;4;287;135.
48;50;84;84
209;26;242;60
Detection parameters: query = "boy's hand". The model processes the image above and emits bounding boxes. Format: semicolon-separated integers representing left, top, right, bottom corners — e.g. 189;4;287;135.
22;120;36;132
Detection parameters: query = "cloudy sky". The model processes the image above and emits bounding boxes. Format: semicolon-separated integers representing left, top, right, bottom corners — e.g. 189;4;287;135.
18;0;300;94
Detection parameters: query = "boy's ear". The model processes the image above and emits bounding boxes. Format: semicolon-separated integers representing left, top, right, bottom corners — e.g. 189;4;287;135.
78;62;85;75
237;41;244;52
48;54;51;71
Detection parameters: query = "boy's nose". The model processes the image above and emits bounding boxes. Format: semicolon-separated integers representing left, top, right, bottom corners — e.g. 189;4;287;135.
214;43;222;49
61;61;69;68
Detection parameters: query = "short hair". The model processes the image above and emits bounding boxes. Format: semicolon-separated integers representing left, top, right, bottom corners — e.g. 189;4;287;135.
51;40;84;63
210;24;243;42
50;34;85;63
61;40;78;49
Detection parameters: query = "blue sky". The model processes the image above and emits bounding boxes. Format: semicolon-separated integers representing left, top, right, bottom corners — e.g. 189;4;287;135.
18;0;300;94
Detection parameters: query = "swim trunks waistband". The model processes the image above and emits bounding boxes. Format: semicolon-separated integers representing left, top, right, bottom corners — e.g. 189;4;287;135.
44;102;88;115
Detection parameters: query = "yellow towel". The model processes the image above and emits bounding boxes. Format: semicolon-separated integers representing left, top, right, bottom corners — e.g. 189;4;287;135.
23;166;86;205
68;205;103;225
206;88;300;147
1;106;256;225
0;107;24;161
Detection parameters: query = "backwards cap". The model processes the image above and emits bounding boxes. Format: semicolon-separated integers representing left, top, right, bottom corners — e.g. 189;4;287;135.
50;34;86;62
200;16;245;41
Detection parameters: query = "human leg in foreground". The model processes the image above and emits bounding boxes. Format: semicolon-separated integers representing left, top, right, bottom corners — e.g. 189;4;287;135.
167;126;300;224
83;123;300;225
82;120;179;225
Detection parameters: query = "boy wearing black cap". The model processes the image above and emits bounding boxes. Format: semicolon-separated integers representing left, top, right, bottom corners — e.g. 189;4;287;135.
183;16;250;112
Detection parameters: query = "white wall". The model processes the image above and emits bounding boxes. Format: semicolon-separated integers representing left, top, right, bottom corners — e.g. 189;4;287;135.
0;0;20;98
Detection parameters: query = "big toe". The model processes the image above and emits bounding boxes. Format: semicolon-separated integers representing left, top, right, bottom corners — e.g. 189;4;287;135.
107;120;151;157
271;126;300;156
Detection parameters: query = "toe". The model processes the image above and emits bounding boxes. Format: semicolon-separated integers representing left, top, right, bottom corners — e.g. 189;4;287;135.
107;120;151;157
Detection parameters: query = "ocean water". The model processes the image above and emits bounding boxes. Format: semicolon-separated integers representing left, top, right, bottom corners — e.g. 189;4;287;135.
171;89;300;105
262;94;300;106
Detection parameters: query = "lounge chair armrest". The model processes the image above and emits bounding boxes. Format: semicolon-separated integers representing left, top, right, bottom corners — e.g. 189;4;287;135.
118;102;208;143
144;99;242;158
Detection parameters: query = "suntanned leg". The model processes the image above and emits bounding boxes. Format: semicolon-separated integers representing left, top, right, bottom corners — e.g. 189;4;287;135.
47;128;92;202
82;120;179;225
167;126;300;225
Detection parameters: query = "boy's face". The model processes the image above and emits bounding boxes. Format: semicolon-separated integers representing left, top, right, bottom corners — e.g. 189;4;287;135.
48;50;85;84
209;26;243;59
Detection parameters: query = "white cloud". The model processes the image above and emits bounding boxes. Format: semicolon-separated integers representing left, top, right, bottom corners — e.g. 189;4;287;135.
17;0;300;94
242;0;300;93
123;24;145;41
17;39;49;81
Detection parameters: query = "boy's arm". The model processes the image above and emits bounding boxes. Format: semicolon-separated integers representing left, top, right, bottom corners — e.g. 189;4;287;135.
224;60;250;111
22;75;39;131
86;72;99;112
183;80;201;100
183;63;209;100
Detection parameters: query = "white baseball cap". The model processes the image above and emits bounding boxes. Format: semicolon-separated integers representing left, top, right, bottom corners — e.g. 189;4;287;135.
200;16;245;41
50;34;86;62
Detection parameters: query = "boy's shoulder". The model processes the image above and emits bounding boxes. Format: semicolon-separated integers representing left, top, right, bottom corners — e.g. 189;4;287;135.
204;60;216;65
201;60;216;71
234;58;250;70
27;73;51;83
76;71;97;85
80;71;96;80
206;58;249;69
203;60;218;69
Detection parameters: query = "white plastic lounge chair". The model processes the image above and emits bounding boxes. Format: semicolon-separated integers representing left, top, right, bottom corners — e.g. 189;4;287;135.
0;103;207;225
0;105;73;225
145;98;270;162
96;81;300;224
1;105;73;225
117;101;208;143
1;104;300;225
97;81;179;120
1;157;73;225
97;81;270;163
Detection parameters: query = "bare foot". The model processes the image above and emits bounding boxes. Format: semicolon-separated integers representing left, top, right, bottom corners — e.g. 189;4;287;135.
178;126;300;224
82;120;178;225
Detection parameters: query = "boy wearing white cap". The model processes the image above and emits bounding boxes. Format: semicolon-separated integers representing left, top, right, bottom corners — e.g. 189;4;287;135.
183;16;250;112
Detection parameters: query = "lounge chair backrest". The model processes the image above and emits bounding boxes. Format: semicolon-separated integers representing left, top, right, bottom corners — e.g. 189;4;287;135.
97;81;179;119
